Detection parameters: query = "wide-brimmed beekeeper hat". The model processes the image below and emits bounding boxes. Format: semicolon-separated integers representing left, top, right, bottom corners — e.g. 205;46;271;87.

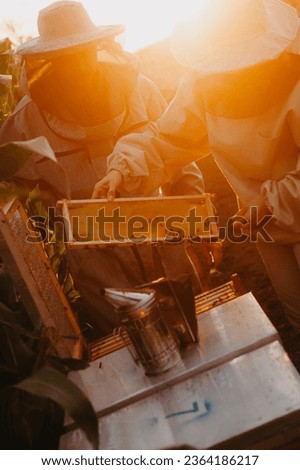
171;0;300;75
17;1;124;58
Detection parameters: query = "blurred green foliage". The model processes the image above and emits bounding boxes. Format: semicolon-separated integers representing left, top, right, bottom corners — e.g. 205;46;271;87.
0;37;21;126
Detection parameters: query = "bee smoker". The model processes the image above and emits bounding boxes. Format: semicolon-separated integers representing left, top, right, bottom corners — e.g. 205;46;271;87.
101;287;182;376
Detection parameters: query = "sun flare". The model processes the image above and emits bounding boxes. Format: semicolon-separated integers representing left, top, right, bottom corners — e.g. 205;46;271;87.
0;0;210;51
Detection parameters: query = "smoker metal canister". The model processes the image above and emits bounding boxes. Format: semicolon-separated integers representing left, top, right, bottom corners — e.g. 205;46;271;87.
116;289;182;376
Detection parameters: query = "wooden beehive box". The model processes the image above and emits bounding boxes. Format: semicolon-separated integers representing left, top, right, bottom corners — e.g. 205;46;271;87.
60;293;300;451
61;340;300;450
63;293;279;419
0;198;84;359
57;194;219;248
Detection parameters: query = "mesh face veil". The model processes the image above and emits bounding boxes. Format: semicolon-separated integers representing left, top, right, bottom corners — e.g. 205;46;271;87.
23;43;139;126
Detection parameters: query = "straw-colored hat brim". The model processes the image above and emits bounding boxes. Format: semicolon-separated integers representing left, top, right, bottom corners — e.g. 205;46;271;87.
17;24;124;58
171;0;299;75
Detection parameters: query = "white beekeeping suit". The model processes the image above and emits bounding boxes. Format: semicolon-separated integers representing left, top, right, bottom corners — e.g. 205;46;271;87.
0;1;206;336
98;0;300;330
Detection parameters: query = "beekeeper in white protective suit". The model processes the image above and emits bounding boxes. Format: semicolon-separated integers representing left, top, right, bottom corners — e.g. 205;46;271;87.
0;1;209;337
94;0;300;331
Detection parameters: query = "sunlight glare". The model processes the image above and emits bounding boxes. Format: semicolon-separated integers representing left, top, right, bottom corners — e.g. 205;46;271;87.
83;0;211;50
0;0;211;51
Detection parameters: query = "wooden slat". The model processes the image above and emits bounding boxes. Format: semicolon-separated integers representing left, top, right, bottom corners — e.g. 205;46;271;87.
88;331;131;362
194;280;239;313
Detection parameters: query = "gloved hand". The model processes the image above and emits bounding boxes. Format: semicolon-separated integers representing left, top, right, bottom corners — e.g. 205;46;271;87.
233;194;271;236
92;170;123;200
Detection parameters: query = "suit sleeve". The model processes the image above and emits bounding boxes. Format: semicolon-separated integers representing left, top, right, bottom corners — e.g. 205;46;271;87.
260;108;300;233
107;73;210;195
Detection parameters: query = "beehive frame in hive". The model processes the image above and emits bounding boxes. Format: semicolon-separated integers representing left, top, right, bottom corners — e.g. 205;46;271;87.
0;198;84;359
57;194;219;248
